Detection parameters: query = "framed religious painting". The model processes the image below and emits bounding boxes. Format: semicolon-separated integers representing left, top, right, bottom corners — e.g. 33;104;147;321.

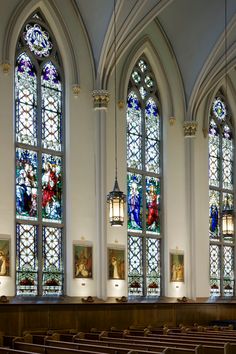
108;247;125;280
170;251;184;282
0;238;10;276
73;242;93;279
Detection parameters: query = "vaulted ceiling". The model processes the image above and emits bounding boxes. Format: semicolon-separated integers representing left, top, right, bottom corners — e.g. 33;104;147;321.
75;0;236;101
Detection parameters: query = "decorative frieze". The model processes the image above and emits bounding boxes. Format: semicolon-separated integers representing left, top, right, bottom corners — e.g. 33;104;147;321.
92;89;110;110
183;121;198;138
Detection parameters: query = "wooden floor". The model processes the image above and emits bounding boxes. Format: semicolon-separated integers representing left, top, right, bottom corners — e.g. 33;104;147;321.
1;297;236;336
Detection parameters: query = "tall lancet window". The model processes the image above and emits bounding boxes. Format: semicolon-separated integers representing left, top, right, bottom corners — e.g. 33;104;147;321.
209;92;234;296
127;57;162;297
15;12;64;296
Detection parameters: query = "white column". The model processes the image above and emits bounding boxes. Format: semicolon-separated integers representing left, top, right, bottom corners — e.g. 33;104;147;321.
93;90;109;300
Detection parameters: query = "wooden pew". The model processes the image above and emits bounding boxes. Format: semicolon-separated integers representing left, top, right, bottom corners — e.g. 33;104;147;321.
74;336;208;354
13;341;166;354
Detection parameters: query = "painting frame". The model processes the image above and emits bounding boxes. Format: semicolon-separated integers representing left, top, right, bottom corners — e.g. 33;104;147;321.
0;237;10;277
73;242;93;279
170;251;184;282
108;246;125;280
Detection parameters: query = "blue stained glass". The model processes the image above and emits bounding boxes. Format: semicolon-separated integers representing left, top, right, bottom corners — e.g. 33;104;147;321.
42;154;62;223
16;148;38;220
42;62;61;90
127;173;142;231
24;24;52;57
16;53;36;77
213;98;226;120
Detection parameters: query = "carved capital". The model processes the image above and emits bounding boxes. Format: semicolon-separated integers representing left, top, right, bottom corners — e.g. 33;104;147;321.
72;84;80;97
92;90;110;110
1;62;11;74
183;121;198;138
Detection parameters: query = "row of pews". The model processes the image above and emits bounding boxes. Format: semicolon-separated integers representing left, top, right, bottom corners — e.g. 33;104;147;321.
1;324;236;354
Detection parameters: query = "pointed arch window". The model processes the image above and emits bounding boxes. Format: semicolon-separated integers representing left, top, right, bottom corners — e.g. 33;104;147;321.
209;92;234;296
127;57;162;297
15;12;64;296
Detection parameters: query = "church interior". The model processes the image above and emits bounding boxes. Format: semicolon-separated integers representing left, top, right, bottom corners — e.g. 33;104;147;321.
0;0;236;341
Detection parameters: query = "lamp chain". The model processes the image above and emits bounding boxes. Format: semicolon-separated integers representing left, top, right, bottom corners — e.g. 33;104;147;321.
114;0;118;180
224;0;228;98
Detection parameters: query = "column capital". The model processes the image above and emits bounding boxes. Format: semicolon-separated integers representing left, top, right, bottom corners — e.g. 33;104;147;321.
183;121;198;138
1;62;11;74
92;89;110;110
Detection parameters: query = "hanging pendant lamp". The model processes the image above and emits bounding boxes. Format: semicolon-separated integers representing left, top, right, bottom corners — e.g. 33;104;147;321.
107;0;126;226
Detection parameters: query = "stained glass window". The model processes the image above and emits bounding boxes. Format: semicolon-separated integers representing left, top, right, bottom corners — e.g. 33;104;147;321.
209;92;234;296
127;57;162;297
15;13;64;296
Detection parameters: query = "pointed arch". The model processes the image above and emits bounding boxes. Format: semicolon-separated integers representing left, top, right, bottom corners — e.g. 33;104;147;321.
119;36;174;121
2;0;80;85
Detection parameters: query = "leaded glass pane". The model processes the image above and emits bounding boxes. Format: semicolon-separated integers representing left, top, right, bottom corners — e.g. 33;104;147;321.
128;235;143;296
127;173;142;231
209;190;220;240
16;224;38;296
222;192;234;243
16;148;38;220
222;125;233;190
42;227;63;295
127;92;142;169
146;176;160;234
146;238;160;296
15;53;37;146
209;120;220;188
42;153;62;223
210;244;220;296
223;246;234;296
41;62;62;151
145;98;160;173
24;24;52;57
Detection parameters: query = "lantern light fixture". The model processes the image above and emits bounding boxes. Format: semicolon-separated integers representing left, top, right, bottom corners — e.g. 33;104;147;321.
107;0;126;226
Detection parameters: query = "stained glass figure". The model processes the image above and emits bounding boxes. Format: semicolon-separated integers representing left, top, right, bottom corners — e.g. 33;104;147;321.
42;227;63;295
42;154;62;223
146;177;160;234
15;53;37;146
127;173;142;231
15;13;64;296
24;24;52;57
16;148;38;220
16;224;38;296
41;62;62;151
209;190;220;240
127;56;161;297
209;92;234;296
